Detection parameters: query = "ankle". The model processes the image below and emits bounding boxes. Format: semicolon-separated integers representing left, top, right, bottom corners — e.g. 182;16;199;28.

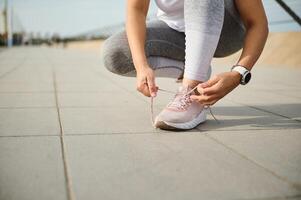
182;78;202;89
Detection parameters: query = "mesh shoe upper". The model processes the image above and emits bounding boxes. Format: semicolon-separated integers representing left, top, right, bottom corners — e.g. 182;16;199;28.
155;86;204;124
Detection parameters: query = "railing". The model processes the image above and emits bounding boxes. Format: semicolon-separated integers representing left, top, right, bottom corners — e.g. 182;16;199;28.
275;0;301;26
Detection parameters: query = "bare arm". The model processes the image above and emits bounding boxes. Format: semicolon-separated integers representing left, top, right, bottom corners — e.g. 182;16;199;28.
235;0;269;70
126;0;150;70
126;0;157;97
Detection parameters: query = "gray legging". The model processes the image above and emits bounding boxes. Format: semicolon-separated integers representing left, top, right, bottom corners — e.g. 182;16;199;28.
101;0;245;79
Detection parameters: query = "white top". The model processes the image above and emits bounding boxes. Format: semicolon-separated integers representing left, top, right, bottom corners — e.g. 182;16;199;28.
155;0;185;32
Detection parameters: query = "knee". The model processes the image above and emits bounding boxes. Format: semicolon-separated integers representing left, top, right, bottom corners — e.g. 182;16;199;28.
101;31;133;75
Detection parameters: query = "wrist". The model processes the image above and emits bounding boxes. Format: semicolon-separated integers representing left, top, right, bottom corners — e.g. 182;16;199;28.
135;63;150;72
134;58;149;70
230;71;241;85
136;64;153;76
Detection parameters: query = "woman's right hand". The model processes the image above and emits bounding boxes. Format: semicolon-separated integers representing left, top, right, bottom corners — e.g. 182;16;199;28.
136;66;158;97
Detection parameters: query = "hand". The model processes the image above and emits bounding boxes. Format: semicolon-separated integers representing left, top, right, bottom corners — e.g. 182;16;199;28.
136;66;158;97
190;72;241;106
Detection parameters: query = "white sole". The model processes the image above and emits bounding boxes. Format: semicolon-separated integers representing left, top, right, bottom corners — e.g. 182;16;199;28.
155;111;207;130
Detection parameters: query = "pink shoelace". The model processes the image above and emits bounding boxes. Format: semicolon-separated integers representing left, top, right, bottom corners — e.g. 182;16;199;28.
150;85;219;127
167;92;192;110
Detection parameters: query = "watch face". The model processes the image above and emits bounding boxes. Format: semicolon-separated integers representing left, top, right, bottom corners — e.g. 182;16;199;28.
244;73;251;84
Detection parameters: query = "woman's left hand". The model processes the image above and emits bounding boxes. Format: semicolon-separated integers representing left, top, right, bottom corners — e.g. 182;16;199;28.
190;71;241;106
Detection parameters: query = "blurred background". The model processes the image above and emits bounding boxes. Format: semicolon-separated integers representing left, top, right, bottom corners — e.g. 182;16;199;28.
0;0;300;67
0;0;157;47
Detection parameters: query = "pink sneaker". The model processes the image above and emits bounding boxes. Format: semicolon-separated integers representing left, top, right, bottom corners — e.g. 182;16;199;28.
154;86;206;130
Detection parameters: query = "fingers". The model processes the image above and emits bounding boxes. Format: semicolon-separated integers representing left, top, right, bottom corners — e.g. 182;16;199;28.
196;75;220;96
196;84;204;95
199;75;219;89
142;86;151;97
136;67;157;97
191;76;224;106
136;77;158;97
137;80;151;97
190;94;219;106
147;75;157;97
202;85;219;96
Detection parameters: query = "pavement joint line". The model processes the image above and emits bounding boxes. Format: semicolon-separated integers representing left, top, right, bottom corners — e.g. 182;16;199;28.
0;91;55;94
0;58;27;79
1;126;300;138
0;135;60;138
230;193;301;200
63;129;202;136
65;132;157;137
198;127;301;132
0;105;160;109
0;91;126;94
225;98;301;123
32;126;300;137
0;106;57;109
50;58;76;200
202;132;301;191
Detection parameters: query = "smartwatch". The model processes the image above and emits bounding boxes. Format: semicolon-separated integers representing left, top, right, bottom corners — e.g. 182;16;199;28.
231;65;252;85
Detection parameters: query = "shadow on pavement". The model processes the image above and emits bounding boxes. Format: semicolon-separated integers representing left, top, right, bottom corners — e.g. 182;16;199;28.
197;104;301;131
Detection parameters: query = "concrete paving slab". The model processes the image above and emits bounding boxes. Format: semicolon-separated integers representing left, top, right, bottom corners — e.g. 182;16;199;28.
208;129;301;187
241;84;301;99
252;68;301;88
0;93;56;108
64;133;299;200
0;59;23;65
0;65;20;77
60;105;164;135
100;75;137;92
0;81;54;93
251;83;301;94
21;60;53;66
278;197;301;200
55;82;123;92
0;108;60;136
0;59;25;66
54;69;127;92
0;137;67;200
54;65;96;71
0;68;53;83
225;87;301;121
196;100;301;132
57;91;146;107
271;89;301;100
54;69;102;83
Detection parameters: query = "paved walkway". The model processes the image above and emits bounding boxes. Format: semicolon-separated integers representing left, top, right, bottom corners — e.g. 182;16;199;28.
0;47;300;200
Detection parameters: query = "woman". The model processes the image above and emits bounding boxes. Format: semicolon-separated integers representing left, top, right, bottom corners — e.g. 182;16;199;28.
102;0;268;130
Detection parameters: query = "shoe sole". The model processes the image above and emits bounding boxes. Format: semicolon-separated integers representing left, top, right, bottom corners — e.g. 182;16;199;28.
155;111;207;131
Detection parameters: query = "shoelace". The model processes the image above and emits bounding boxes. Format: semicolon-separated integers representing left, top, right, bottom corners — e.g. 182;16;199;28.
167;93;192;110
150;85;219;127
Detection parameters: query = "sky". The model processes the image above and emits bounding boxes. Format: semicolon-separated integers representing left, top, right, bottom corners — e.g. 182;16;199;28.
0;0;157;37
0;0;300;37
